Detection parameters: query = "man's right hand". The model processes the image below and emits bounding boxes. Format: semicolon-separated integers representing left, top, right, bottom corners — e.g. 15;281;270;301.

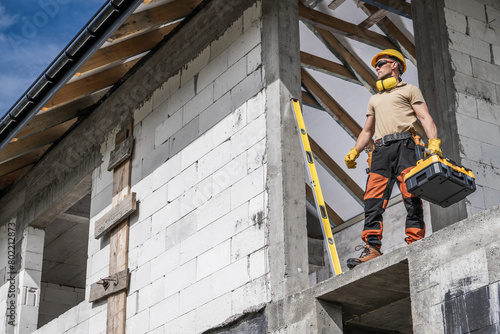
345;148;360;169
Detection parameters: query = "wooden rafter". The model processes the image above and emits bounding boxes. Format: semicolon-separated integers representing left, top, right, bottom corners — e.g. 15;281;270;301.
0;165;33;192
78;23;180;75
358;8;389;29
309;136;365;203
305;184;344;226
300;52;361;85
0;120;76;164
356;1;416;64
301;68;363;140
109;0;202;41
356;0;412;19
0;145;50;178
298;2;394;50
18;90;108;139
310;26;378;93
327;0;347;10
301;90;321;109
44;59;139;110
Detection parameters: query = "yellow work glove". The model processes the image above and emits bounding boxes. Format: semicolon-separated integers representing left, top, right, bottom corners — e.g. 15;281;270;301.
344;148;360;169
428;138;442;156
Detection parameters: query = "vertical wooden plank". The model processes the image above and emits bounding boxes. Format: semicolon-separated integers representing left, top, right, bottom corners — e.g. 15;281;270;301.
107;124;132;334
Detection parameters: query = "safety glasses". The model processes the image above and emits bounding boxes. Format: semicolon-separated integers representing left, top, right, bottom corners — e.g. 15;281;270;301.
375;59;395;68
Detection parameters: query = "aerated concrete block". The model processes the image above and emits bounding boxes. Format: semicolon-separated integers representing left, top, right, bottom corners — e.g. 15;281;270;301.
183;82;214;126
149;154;181;193
456;92;478;118
126;309;150;334
454;72;498;104
168;116;200;158
230;69;264;111
198;93;232;136
472;57;500;87
477;99;500;125
445;0;487;22
179;275;214;314
214;57;248;101
448;30;491;62
243;0;262;32
164;259;196;298
444;7;467;34
231;224;266;261
212;257;249;297
198;49;229;93
468;16;500;45
155;108;183;148
231;276;269;315
195;293;232;333
211;17;243;62
180;47;210;87
164;310;196;334
149;294;180;329
134;98;153;126
228;24;261;67
196;240;231;280
230;166;265;210
151;244;180;281
195;189;232;230
129;261;151;294
456;113;500;146
152;73;181;111
248;247;268;280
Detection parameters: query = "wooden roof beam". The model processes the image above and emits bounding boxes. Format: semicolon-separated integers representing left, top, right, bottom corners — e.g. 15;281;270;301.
78;23;179;75
109;0;202;41
0;145;50;178
356;0;412;19
0;120;76;164
306;25;378;93
309;136;365;204
358;8;389;29
300;52;361;85
44;59;140;110
298;2;394;50
301;68;363;140
16;90;108;140
356;1;416;65
327;0;347;10
306;184;344;226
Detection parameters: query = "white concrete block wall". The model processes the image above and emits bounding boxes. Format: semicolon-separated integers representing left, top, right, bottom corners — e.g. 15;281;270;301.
36;2;267;333
37;283;85;328
445;0;500;216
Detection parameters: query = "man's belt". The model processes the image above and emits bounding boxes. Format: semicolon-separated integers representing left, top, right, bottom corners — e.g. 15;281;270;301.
375;131;413;148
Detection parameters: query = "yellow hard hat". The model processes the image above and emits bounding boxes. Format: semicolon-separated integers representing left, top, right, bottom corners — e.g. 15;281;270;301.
372;49;406;73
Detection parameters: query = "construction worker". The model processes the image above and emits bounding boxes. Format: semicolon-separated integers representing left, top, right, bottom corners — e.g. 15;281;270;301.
344;49;442;268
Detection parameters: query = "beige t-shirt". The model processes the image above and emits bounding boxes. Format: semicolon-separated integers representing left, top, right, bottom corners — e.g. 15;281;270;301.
367;82;425;141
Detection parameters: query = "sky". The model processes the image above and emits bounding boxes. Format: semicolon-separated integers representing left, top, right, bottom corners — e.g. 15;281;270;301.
0;0;107;118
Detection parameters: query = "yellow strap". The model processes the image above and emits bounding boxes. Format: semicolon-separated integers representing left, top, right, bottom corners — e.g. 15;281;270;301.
291;98;342;276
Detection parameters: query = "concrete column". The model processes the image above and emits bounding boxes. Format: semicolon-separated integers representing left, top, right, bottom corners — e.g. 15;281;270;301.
262;0;310;330
15;227;44;334
412;0;467;230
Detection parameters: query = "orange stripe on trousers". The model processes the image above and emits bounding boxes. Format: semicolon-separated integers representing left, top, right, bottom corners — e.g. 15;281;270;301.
364;173;388;200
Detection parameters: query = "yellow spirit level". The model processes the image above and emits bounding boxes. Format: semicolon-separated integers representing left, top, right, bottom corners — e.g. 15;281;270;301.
291;98;342;275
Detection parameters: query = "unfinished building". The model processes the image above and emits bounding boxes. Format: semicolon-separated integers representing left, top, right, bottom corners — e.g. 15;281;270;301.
0;0;499;333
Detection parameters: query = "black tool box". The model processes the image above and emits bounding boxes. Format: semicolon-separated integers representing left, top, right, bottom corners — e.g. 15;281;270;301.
404;154;476;208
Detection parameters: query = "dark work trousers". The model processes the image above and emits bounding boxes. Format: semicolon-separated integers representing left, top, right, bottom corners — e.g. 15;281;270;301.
362;137;425;249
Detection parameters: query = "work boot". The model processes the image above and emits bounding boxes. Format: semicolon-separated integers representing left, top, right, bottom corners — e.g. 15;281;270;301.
346;244;382;269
